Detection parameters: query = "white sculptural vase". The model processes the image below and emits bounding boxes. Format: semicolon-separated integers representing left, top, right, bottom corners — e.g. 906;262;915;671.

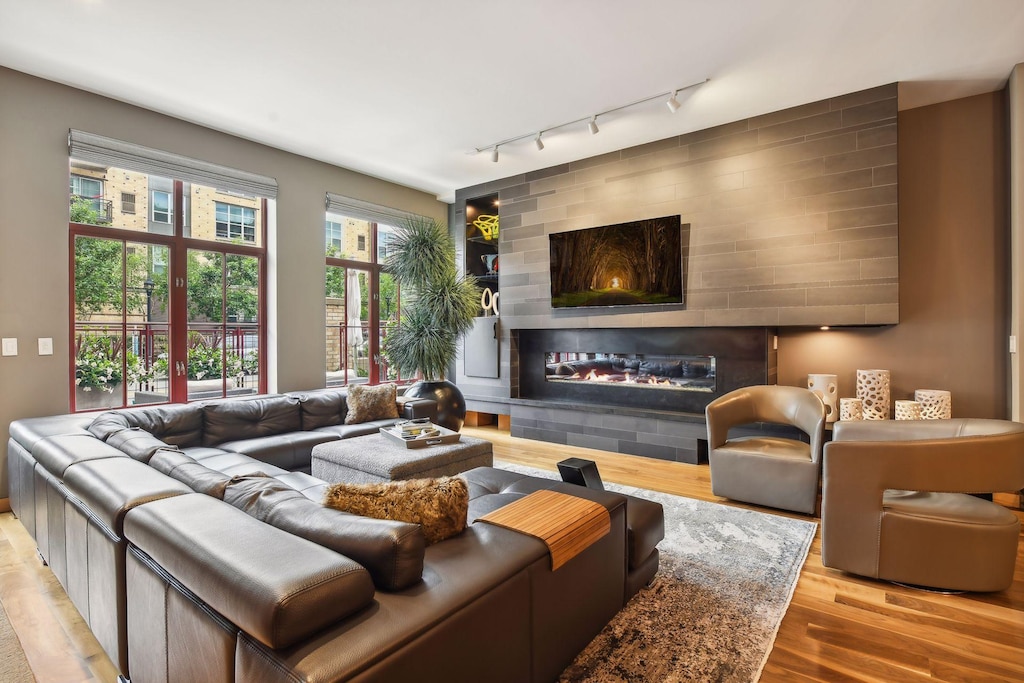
895;400;922;420
856;369;891;420
807;373;838;423
839;397;863;421
914;389;951;419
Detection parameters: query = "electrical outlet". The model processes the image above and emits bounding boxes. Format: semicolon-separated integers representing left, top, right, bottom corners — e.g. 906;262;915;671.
2;338;17;356
38;337;53;356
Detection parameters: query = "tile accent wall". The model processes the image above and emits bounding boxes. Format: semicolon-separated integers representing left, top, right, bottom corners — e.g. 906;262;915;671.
453;83;898;405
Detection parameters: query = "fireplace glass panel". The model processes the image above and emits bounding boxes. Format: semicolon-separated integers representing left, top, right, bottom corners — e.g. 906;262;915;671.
544;352;715;393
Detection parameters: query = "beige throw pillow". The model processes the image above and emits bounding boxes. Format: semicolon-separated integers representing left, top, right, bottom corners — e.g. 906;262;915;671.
344;383;400;424
323;477;469;545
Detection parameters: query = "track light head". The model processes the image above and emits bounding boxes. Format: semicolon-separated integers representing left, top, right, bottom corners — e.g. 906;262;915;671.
666;90;681;113
534;132;544;151
588;116;599;135
491;146;499;162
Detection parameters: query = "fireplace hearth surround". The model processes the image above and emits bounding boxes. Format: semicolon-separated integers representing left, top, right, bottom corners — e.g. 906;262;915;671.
510;327;780;463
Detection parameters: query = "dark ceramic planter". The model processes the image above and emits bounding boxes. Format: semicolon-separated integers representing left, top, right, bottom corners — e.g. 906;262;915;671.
404;379;466;432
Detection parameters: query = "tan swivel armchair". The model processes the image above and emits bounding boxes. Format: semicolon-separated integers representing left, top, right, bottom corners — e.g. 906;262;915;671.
705;385;826;514
821;419;1024;592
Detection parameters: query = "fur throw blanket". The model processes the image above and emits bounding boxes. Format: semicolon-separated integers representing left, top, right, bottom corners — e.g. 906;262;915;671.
323;476;469;544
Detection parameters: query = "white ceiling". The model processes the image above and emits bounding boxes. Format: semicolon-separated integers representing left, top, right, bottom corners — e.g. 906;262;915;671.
2;0;1023;202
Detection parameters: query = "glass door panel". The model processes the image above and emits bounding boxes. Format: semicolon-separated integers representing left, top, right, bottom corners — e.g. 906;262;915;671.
73;236;174;410
186;249;261;400
72;235;127;410
226;253;260;394
127;242;170;405
378;271;401;383
324;266;369;386
186;249;226;400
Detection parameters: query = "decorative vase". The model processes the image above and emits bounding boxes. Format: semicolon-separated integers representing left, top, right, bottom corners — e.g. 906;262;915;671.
807;374;838;423
403;379;467;432
856;369;890;420
894;400;922;420
914;389;952;419
839;397;863;421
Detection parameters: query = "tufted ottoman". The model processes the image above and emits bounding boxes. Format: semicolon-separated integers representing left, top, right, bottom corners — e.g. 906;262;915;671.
311;432;493;484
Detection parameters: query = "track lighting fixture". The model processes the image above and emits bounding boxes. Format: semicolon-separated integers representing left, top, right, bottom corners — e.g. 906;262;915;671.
473;78;708;161
666;90;681;113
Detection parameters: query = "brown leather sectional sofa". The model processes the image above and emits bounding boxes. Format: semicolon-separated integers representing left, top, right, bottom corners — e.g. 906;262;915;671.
7;388;664;683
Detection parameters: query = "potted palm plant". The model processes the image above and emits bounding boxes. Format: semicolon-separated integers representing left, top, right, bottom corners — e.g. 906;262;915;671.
381;216;480;430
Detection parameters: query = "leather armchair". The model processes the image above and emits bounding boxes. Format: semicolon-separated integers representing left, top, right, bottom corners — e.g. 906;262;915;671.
821;419;1024;592
705;385;826;514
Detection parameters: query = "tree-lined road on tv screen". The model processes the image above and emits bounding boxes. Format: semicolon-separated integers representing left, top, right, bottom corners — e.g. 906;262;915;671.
549;216;684;308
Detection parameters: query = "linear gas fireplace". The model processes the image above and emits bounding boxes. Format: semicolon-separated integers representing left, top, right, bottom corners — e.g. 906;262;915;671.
515;327;775;415
545;352;715;393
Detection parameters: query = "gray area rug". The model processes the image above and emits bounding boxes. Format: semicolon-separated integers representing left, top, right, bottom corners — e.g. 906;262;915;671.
497;463;817;683
0;598;35;682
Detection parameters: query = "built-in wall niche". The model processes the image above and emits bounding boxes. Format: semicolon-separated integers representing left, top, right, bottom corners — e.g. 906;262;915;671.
463;193;500;378
465;193;499;317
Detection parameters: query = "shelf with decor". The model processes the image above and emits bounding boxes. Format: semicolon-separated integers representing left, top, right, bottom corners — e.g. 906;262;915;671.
465;193;500;317
464;193;500;378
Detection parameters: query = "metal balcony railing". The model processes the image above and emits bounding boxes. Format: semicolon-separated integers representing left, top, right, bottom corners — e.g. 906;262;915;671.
70;195;113;224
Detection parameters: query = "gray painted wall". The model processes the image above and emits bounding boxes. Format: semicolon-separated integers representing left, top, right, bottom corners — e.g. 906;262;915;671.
0;67;446;498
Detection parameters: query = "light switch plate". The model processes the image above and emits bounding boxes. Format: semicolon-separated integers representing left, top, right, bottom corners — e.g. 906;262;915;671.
38;337;53;356
2;338;17;356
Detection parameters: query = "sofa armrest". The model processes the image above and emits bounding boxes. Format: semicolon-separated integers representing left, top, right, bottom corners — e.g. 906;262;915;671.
399;397;437;421
124;493;376;649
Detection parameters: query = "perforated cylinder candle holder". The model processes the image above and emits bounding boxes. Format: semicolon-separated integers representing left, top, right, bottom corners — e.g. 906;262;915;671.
914;389;952;419
839;397;863;421
895;400;922;420
856;369;891;420
807;373;838;423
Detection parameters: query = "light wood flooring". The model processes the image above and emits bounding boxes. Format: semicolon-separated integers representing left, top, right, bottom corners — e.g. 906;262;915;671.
1;425;1022;682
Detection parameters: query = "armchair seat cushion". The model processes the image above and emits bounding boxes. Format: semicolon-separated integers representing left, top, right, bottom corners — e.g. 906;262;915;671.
883;490;1019;526
715;436;811;460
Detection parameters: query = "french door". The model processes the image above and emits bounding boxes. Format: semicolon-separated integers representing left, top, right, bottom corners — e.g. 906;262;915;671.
70;178;267;411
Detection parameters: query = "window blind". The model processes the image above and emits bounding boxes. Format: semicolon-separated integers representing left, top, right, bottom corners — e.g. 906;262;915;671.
325;192;419;226
68;129;278;199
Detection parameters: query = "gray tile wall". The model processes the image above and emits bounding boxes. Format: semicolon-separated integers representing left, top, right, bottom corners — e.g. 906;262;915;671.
454;83;898;411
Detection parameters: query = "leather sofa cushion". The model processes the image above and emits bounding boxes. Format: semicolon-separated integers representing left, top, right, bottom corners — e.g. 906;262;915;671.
124;493;376;649
223;476;425;591
217;431;338;471
63;457;192;533
203;396;301;446
106;428;171;464
86;411;132;441
292;390;347;430
33;434;128;478
149;449;231;499
123;403;205;447
189;451;288;478
314;419;399;440
9;414;94;452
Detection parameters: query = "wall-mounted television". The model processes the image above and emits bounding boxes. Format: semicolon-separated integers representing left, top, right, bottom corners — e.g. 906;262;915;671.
549;215;686;308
